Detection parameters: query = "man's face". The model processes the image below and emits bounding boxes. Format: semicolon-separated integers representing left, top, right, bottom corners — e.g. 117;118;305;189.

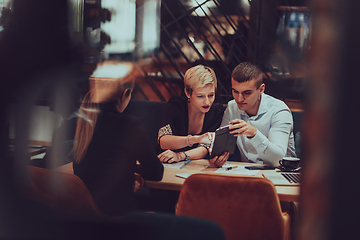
231;78;265;116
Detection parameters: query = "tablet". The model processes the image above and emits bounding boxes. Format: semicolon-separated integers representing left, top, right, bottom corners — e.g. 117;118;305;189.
209;125;237;158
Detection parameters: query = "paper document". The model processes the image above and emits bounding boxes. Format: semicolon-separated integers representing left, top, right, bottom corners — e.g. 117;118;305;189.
175;173;198;179
222;162;238;168
163;162;187;169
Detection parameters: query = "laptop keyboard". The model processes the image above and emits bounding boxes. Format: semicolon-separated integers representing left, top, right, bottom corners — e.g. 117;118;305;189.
281;173;301;184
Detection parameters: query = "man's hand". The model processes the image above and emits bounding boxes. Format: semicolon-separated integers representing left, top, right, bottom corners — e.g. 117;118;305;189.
229;119;257;138
157;150;184;163
209;151;229;167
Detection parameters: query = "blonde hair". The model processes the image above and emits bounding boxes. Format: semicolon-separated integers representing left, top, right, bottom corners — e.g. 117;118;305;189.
184;65;217;95
72;75;135;164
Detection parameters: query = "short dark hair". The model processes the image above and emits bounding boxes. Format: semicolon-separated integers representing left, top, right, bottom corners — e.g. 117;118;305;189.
231;62;263;88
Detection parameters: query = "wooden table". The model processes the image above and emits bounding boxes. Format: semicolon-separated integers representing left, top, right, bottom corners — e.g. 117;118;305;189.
54;160;300;202
145;160;300;202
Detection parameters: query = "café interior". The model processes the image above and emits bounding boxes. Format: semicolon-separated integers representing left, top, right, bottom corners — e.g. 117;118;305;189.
1;0;359;239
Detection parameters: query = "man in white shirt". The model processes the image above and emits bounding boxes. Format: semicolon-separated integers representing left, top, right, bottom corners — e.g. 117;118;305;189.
217;62;296;166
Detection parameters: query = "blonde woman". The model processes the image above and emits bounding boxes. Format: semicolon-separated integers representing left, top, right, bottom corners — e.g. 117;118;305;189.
72;72;163;216
157;65;229;167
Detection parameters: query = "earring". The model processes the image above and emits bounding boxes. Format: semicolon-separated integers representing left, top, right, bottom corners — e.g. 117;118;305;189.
187;98;190;103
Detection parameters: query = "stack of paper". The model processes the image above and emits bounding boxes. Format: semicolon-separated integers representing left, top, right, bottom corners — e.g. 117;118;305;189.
175;163;260;179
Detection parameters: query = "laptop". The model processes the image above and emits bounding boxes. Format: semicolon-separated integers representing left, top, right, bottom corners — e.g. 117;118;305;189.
262;171;300;186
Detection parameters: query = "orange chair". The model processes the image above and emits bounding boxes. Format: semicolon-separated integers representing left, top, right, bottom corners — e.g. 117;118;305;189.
26;166;116;220
176;174;291;240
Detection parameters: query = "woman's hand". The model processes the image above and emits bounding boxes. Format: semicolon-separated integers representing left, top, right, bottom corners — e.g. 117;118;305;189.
196;132;215;145
157;150;184;163
209;151;229;167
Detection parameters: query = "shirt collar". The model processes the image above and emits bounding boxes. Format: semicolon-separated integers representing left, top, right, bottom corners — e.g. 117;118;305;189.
239;93;268;119
257;93;268;116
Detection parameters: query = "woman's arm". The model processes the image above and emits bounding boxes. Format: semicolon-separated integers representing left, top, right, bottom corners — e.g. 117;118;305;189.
158;146;209;163
159;133;211;150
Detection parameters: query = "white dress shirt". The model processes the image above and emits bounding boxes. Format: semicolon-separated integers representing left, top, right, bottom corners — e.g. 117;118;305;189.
221;93;297;166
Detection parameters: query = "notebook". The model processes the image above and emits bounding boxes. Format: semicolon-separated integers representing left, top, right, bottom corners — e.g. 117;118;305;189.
262;171;301;186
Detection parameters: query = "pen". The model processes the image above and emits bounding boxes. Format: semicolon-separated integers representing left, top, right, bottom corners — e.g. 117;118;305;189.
180;160;191;169
225;166;238;171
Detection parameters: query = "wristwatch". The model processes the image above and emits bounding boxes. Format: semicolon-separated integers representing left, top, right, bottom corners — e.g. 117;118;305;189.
183;151;190;161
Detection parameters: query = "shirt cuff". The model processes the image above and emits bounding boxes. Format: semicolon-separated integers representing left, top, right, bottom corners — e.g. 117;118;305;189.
247;131;268;154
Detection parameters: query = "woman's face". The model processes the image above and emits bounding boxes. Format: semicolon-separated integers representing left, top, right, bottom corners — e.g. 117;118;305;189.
186;84;215;113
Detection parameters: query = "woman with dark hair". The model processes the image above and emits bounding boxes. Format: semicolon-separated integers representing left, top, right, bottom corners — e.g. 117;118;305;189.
72;63;164;216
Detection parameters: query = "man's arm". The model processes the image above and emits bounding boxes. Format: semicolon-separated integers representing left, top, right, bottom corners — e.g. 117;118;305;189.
247;109;293;166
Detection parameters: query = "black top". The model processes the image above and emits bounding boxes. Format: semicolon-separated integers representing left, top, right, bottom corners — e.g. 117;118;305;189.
42;115;78;168
158;96;224;153
73;102;164;216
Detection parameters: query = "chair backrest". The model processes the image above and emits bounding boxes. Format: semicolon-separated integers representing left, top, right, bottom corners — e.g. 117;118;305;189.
27;166;115;220
176;174;290;240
